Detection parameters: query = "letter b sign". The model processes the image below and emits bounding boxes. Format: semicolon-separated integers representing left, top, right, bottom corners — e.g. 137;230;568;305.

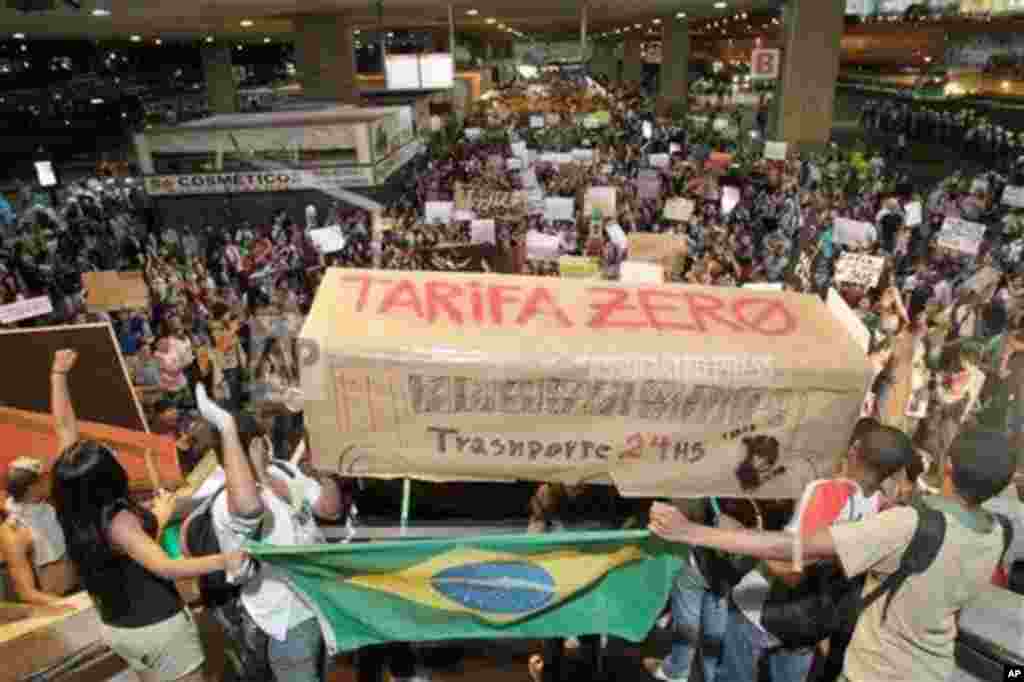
751;49;780;80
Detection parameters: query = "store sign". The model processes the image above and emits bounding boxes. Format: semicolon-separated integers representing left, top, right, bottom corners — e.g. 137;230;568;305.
144;168;381;196
751;48;781;80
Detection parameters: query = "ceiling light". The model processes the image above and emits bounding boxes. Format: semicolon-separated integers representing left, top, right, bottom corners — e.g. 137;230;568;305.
466;8;478;15
634;23;642;28
498;23;506;29
485;17;496;24
652;18;661;24
91;9;111;16
130;35;141;42
676;11;686;18
205;35;214;43
714;1;727;8
240;19;254;27
263;37;271;43
13;33;26;40
90;97;104;104
354;29;361;34
155;38;162;45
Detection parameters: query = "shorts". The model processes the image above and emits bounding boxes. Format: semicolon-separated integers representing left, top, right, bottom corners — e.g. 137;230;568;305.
102;609;204;681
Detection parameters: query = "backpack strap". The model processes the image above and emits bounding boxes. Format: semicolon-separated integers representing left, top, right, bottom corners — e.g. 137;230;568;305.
860;498;947;625
994;512;1015;572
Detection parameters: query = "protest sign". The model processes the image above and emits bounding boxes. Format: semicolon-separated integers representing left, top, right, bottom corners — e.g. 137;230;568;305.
764;141;788;161
722;186;740;216
620;262;664;284
507;158;523;171
834;253;886;289
827;288;870;354
526;231;562;260
455;186;527;217
584;187;616;218
302;270;873;499
545;197;575;223
627;233;689;270
546;113;561;126
309;227;347;254
904;201;923;227
453;209;477;222
712;118;729;133
664;198;695;222
938;217;985;256
0;296;52;325
832;218;874;247
511;141;527;159
465;128;483;140
649;154;670;169
530;115;544;129
558;256;601;279
572;149;595;163
1003;186;1024;208
83;271;149;311
527;189;546;216
470;220;496;245
425;201;454;224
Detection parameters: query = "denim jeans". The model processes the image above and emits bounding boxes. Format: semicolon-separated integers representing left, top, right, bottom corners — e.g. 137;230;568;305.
269;617;323;682
660;579;728;682
719;607;813;682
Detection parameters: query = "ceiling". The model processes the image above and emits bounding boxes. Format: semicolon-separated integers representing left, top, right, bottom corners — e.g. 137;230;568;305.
2;0;781;42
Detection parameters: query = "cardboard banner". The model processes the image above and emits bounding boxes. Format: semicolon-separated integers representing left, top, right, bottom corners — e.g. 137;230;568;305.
0;296;52;325
834;253;885;289
938;217;985;256
664;198;695;222
833;218;874;247
1003;186;1024;208
619;262;664;284
83;271;149;312
559;256;601;279
301;270;873;499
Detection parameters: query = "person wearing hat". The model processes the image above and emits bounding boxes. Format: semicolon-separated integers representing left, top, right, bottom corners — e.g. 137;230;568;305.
0;456;77;607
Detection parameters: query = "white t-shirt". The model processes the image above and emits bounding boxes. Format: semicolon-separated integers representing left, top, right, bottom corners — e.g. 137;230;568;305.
212;462;324;641
731;479;881;635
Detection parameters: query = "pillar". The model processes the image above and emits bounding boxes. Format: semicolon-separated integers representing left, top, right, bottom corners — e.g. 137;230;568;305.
659;16;689;115
202;46;238;115
622;38;643;84
775;0;845;152
580;2;589;60
294;15;358;103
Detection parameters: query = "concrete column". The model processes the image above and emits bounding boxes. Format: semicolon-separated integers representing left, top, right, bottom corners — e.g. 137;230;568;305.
622;38;643;84
659;16;689;115
775;0;845;152
294;14;359;103
202;46;238;115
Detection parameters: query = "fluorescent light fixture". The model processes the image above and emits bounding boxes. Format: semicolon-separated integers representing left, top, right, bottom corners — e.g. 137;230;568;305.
466;8;478;15
263;37;271;43
13;33;26;39
498;23;506;29
155;38;162;45
714;1;727;8
92;8;111;16
634;23;642;28
35;161;57;187
205;35;214;43
130;35;141;42
240;19;254;27
653;18;661;24
90;97;104;104
676;11;686;18
485;17;496;24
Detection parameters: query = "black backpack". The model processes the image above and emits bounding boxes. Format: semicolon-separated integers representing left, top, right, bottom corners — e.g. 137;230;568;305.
762;499;1014;651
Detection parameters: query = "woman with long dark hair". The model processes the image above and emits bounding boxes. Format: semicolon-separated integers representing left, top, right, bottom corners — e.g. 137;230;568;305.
50;349;247;682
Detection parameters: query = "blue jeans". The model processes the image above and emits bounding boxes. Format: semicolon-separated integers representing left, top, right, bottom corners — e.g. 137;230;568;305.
269;617;323;682
719;607;813;682
661;578;728;682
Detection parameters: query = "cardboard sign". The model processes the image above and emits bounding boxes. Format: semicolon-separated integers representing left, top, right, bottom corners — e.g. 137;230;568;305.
1003;186;1024;208
722;186;741;216
649;154;670;169
827;288;870;354
511;141;528;159
470;220;496;245
834;253;885;289
664;198;695;222
455;186;527;217
526;230;561;260
751;48;781;80
627;233;690;270
0;296;52;325
453;209;477;222
83;271;149;312
301;269;873;499
309;227;347;254
530;115;544;129
559;256;601;279
619;262;664;284
904;201;923;227
585;187;617;218
833;218;874;247
545;197;576;223
425;201;454;224
764;141;788;162
938;217;985;256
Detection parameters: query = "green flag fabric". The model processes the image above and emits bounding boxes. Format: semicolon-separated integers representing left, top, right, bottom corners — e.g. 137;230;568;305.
249;530;683;655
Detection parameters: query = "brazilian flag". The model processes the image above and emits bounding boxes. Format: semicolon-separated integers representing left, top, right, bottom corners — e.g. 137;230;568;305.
249;530;683;654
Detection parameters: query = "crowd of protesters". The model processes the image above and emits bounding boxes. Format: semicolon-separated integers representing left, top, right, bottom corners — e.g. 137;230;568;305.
0;74;1021;682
